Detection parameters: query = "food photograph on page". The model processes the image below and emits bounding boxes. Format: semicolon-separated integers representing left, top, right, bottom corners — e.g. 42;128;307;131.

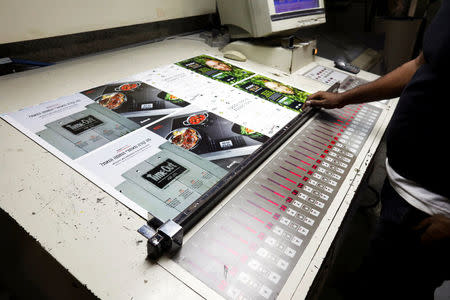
176;55;255;85
235;75;310;113
81;81;190;127
147;106;269;171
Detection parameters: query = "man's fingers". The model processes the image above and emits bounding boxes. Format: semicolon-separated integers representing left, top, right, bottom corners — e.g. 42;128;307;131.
306;99;325;107
307;91;325;100
305;91;343;109
306;91;327;108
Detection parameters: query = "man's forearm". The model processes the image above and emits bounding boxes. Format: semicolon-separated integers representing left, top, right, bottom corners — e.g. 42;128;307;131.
340;53;425;105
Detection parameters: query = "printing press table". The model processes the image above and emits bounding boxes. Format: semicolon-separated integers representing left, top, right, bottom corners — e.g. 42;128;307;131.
0;35;397;299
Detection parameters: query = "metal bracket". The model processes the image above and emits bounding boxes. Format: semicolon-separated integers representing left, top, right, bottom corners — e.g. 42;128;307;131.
138;219;183;260
327;81;341;93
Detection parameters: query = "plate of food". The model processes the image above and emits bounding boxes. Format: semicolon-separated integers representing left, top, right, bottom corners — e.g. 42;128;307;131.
95;92;127;110
115;82;141;92
166;127;202;150
183;113;209;126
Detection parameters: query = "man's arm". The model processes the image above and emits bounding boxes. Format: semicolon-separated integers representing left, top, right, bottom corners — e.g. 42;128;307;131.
306;52;426;109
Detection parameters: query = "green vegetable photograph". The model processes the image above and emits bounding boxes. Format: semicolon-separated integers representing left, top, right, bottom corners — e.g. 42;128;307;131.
176;55;254;85
236;75;310;113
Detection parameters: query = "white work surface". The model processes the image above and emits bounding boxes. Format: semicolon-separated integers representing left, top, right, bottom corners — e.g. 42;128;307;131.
0;36;396;299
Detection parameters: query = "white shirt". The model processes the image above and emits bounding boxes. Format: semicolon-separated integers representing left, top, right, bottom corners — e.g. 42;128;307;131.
386;159;450;218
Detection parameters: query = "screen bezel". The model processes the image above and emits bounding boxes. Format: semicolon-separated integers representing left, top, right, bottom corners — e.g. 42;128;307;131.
268;0;325;15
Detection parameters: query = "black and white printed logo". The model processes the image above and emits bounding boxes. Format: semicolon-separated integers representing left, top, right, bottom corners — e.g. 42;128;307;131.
62;115;103;135
142;159;186;188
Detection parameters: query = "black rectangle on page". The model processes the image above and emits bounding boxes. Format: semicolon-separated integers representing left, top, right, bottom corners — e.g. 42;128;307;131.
62;115;103;135
142;159;187;189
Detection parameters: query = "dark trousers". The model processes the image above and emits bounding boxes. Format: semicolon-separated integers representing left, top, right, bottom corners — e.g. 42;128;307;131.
350;179;450;300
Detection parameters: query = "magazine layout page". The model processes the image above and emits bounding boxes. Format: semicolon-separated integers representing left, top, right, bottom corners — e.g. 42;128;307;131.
77;130;227;221
81;80;190;127
147;105;269;172
1;53;310;222
133;55;311;137
1;92;228;221
1;94;140;160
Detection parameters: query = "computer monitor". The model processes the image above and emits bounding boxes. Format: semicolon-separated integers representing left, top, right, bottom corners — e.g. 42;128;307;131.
217;0;326;38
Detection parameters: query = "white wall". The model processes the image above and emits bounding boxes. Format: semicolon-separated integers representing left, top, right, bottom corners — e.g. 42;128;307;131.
0;0;216;44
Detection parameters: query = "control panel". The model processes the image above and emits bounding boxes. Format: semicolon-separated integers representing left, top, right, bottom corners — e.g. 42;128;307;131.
173;103;382;299
303;65;368;91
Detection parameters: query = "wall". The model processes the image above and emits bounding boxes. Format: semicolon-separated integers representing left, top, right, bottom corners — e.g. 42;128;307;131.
0;0;216;44
0;15;214;64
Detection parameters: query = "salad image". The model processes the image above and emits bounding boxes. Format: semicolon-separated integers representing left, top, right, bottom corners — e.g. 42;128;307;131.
236;75;309;113
231;124;268;143
264;81;295;95
176;55;254;84
205;59;232;71
156;91;190;107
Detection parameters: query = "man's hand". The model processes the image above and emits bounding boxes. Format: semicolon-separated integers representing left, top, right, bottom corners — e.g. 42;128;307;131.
414;214;450;244
304;52;425;110
305;91;348;109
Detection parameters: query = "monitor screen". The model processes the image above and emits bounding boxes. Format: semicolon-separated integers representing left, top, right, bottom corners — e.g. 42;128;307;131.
273;0;320;13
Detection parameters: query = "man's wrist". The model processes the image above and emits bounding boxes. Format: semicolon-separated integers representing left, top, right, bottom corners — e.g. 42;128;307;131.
337;92;352;106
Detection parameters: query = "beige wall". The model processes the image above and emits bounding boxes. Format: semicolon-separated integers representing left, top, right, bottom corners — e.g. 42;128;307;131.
0;0;215;44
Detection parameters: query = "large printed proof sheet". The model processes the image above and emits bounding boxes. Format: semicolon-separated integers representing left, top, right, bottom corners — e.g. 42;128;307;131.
1;55;310;222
